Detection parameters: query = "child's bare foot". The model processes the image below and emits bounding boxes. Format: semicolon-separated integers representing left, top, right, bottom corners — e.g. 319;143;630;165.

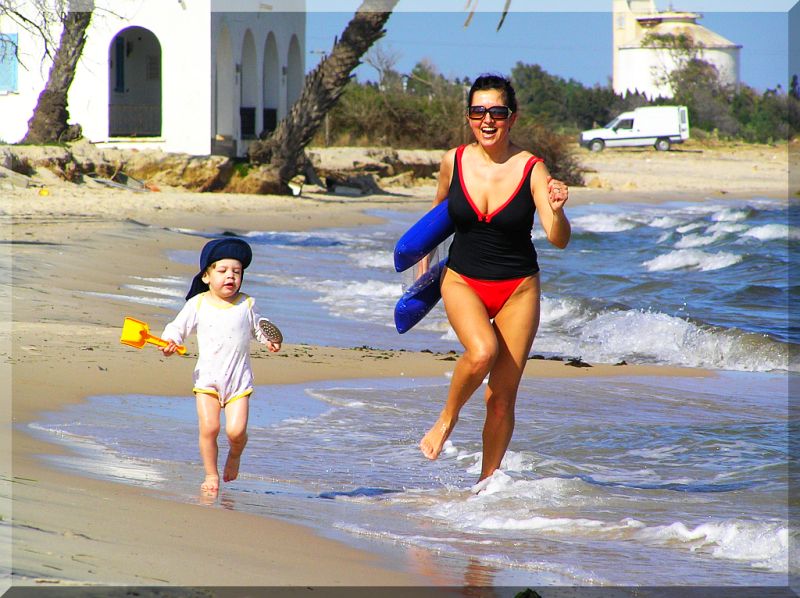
223;453;241;482
420;415;456;460
201;474;219;493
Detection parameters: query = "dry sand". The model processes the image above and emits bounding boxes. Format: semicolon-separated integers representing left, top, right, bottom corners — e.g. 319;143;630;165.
2;141;789;592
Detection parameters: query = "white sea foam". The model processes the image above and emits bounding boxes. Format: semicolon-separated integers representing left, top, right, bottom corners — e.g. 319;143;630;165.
351;250;394;269
317;279;399;301
28;422;165;485
314;279;400;321
442;440;459;457
572;213;639;233
426;471;642;536
536;271;789;372
656;231;673;244
676;222;705;234
82;290;179;307
458;449;538;477
478;514;620;532
706;222;749;235
643;249;742;272
712;208;750;222
741;224;796;242
304;388;367;409
463;472;602;509
429;468;788;573
82;274;185;307
626;445;688;459
130;275;186;285
538;308;788;372
649;216;684;229
637;520;788;573
540;296;592;330
333;523;595;583
126;284;184;298
674;232;726;249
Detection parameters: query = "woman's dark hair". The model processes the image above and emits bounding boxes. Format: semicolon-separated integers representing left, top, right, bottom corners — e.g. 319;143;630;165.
468;74;517;112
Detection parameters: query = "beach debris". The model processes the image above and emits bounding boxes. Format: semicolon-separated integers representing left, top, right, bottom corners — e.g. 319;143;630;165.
123;151;234;192
325;173;383;197
3;144;442;196
287;175;304;197
586;176;608;189
86;171;150;192
0;165;36;189
37;188;50;197
565;357;593;368
381;170;416;187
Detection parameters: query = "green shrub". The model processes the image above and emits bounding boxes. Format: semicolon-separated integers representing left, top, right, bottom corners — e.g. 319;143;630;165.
511;118;584;186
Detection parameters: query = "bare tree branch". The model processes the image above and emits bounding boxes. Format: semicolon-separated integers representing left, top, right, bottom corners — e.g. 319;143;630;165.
462;0;511;31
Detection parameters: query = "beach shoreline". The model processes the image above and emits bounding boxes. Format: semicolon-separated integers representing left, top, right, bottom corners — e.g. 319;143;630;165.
5;142;789;589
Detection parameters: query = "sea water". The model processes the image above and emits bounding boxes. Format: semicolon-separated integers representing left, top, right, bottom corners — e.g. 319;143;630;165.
90;196;794;371
33;197;795;587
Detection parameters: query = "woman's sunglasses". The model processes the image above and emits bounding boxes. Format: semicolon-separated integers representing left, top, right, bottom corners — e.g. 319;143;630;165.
467;105;513;120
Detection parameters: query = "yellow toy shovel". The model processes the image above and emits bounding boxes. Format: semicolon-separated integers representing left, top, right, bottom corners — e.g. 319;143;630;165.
120;317;186;355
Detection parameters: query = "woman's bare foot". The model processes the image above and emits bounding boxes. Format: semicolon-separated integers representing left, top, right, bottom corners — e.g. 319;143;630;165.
201;474;219;493
223;452;241;482
419;414;456;460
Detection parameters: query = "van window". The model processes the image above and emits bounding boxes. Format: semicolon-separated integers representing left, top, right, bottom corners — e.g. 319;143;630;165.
0;33;18;93
616;119;633;130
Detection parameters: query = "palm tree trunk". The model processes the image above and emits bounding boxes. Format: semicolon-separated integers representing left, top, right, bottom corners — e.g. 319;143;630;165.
22;0;94;144
248;0;398;193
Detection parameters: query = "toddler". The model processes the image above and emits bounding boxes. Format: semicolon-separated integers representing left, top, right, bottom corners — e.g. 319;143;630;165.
160;237;281;494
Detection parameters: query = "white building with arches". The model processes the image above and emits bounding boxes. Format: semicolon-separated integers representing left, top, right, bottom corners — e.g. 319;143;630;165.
612;0;740;99
0;0;306;157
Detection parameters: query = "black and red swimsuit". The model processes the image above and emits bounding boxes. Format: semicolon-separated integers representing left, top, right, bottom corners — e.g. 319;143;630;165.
447;145;543;317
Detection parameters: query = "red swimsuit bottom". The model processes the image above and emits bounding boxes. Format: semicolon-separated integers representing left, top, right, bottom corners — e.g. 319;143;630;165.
458;274;527;319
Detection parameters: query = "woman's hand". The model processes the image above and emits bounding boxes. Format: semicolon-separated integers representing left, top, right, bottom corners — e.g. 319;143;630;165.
547;176;569;212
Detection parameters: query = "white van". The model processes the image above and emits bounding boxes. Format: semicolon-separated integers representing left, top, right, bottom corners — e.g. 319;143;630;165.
579;106;690;152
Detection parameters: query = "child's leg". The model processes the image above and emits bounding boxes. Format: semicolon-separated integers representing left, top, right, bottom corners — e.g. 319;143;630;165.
222;395;250;483
195;392;222;492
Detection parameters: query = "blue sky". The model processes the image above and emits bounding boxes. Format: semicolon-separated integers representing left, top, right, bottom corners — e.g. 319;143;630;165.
305;1;794;92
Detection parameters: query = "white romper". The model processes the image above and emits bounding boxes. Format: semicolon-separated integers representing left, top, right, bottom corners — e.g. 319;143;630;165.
162;292;270;406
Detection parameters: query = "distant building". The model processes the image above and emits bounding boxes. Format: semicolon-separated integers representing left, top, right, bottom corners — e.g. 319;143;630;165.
0;1;306;157
612;0;740;99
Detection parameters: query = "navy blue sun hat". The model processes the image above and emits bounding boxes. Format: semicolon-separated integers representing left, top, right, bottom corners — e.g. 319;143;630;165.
185;237;253;300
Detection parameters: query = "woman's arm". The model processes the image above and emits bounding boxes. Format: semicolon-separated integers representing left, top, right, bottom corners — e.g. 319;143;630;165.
432;148;456;208
531;162;571;249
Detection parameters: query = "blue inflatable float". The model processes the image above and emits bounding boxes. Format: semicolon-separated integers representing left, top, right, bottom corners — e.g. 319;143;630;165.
393;200;455;272
394;257;448;334
393;200;455;333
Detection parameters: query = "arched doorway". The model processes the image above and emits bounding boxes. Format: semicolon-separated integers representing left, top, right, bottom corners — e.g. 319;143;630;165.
262;32;279;136
240;29;258;139
214;23;235;147
286;35;302;110
108;26;161;137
